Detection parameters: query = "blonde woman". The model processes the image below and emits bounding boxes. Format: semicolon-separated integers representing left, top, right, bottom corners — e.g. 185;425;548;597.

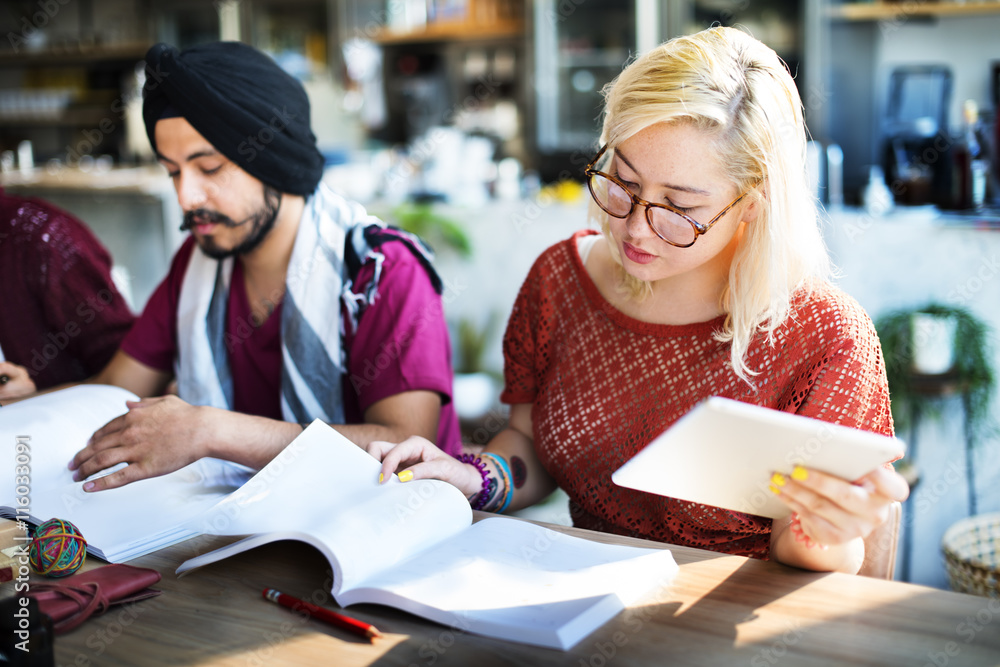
370;27;909;573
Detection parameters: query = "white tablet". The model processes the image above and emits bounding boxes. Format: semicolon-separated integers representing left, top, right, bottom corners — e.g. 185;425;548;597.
611;396;905;519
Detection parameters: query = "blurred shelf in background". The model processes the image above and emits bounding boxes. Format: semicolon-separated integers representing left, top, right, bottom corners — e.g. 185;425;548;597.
367;0;523;44
830;1;1000;21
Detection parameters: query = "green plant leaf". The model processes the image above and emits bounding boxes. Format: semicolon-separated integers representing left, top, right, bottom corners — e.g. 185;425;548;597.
390;203;472;259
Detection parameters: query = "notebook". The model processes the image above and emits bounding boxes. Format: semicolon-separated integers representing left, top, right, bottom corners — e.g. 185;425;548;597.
612;397;905;519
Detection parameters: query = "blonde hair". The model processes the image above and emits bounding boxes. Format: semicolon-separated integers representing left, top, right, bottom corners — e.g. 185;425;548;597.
598;26;831;383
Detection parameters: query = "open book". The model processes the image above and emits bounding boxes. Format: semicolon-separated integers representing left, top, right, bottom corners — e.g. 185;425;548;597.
0;385;248;562
177;421;679;651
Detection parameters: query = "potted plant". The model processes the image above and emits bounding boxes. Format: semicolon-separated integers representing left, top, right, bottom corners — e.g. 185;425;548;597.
874;303;996;514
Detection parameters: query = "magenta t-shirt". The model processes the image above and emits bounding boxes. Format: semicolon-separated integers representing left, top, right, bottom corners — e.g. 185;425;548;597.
121;235;460;455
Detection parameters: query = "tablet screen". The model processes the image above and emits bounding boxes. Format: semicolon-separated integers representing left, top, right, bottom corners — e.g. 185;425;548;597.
611;397;905;519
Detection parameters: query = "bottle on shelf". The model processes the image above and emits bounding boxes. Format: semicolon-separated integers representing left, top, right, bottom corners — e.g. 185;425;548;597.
946;99;989;210
863;164;894;217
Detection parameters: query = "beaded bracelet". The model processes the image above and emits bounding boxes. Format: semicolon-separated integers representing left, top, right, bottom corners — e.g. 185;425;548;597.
458;453;490;511
788;512;827;550
480;453;514;514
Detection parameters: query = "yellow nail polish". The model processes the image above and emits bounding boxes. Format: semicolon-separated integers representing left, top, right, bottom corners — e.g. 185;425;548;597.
792;465;808;482
770;472;786;487
378;473;384;484
398;470;413;482
769;484;781;495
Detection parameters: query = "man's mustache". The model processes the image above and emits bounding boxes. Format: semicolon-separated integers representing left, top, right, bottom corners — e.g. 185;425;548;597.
179;208;252;232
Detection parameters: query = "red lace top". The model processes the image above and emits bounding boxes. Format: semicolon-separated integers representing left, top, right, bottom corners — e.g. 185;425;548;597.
501;231;894;559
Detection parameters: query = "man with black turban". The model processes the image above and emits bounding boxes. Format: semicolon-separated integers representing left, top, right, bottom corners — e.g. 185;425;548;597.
65;41;461;491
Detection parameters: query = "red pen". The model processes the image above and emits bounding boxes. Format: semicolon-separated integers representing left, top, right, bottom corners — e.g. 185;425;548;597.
263;588;383;641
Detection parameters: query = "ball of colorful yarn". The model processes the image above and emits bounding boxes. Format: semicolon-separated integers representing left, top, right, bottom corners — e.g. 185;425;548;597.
29;518;87;578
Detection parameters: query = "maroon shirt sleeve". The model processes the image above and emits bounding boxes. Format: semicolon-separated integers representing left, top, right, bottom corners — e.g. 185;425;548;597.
0;190;134;389
343;241;461;455
500;243;550;405
119;237;196;372
346;242;455;407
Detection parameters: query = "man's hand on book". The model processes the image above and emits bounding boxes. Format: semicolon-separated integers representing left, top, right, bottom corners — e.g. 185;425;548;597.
68;395;211;492
369;436;483;497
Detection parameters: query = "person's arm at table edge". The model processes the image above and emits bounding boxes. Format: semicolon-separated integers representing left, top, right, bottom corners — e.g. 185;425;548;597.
203;388;442;469
71;384;443;492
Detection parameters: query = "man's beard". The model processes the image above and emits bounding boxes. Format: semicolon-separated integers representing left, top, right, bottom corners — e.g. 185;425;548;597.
180;186;283;260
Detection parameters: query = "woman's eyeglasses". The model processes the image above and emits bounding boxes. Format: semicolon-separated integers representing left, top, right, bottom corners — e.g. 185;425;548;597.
585;144;754;248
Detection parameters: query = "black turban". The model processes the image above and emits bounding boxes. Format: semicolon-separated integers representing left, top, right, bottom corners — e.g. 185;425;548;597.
142;42;324;196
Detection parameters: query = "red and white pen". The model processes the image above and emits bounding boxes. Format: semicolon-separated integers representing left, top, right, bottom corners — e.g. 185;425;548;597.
263;588;383;641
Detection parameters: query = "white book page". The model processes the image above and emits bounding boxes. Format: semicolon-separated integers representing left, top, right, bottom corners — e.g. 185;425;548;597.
0;385;242;561
186;421;472;593
1;385;137;503
339;517;679;650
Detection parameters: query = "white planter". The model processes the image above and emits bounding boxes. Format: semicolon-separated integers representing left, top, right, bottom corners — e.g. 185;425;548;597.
453;372;498;421
911;313;957;375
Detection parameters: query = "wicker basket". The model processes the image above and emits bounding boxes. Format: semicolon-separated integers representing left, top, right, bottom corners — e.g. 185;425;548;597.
942;513;1000;598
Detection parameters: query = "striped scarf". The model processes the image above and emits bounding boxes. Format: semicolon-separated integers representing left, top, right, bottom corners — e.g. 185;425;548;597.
174;183;384;423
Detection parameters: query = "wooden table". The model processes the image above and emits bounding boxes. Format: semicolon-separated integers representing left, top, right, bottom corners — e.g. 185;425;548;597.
40;519;1000;666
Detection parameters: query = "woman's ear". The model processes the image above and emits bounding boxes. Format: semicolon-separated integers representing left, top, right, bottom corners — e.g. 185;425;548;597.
741;186;766;224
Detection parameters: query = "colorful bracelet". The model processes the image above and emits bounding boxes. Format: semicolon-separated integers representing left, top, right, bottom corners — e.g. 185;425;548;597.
458;453;490;511
481;453;514;514
788;512;827;550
